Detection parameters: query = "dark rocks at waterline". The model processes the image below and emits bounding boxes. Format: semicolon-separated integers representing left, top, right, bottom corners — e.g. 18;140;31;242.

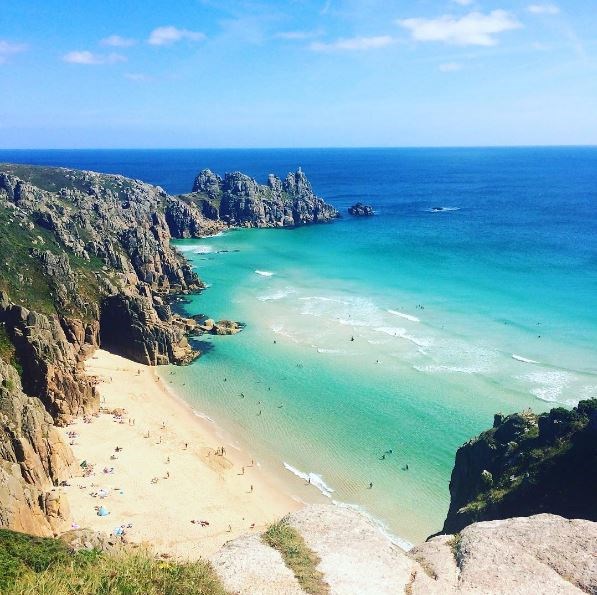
348;203;374;216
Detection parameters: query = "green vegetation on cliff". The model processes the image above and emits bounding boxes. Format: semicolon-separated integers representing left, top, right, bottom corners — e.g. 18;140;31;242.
443;398;597;533
0;529;228;595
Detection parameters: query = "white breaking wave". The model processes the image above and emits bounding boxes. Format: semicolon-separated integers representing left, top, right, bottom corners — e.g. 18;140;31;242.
283;463;335;498
255;270;275;277
374;327;433;348
316;348;343;354
257;288;295;301
512;354;539;364
519;369;576;404
387;309;420;323
177;244;214;254
300;296;348;304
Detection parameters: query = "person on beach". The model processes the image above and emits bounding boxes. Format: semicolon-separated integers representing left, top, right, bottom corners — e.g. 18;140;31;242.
368;482;373;489
184;442;188;450
250;485;254;493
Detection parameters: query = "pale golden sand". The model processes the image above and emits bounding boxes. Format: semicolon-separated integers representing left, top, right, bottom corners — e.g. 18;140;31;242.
59;349;305;559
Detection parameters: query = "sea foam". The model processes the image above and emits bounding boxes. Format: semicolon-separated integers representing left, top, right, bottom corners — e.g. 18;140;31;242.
283;462;335;498
387;309;420;322
512;354;539;364
257;288;295;301
255;270;274;277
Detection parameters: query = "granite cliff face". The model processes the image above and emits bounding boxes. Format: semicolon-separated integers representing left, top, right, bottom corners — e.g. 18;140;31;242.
442;398;597;534
0;358;75;536
167;167;339;233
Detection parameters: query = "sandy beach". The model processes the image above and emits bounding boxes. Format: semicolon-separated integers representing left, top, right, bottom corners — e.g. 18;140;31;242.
59;349;303;559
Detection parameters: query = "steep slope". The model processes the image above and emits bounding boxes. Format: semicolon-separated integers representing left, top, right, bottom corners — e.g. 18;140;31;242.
442;398;597;534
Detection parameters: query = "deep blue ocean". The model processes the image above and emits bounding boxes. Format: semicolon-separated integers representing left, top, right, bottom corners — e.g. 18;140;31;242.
2;147;596;543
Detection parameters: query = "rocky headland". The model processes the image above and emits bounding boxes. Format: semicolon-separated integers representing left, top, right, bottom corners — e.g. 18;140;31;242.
167;167;339;234
442;399;597;534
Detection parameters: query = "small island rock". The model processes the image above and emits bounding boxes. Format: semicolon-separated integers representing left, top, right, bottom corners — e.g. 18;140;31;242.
348;202;374;216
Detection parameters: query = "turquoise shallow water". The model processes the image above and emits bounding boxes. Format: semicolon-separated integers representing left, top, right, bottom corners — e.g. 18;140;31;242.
2;147;596;543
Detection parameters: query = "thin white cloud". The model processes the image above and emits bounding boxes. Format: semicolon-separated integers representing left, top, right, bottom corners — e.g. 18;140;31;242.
397;10;522;46
310;35;394;51
527;4;560;15
276;30;322;40
439;62;463;72
62;51;126;65
125;72;153;82
100;35;137;47
0;40;28;64
148;26;205;46
453;0;474;5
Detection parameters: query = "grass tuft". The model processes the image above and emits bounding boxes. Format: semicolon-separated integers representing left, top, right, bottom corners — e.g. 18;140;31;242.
263;519;329;595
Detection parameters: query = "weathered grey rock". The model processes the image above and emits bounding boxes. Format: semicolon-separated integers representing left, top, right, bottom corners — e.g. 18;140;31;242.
210;533;303;595
181;167;338;230
286;504;417;595
99;292;199;366
348;202;374;216
411;514;597;594
61;528;126;553
0;294;99;422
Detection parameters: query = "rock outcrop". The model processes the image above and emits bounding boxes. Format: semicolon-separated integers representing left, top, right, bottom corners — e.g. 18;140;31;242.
0;293;99;422
0;358;75;536
348;202;374;216
212;505;597;594
442;398;597;534
170;167;339;231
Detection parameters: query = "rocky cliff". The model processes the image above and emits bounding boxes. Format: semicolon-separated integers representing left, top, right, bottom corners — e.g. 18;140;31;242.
0;358;75;536
442;398;597;534
167;167;339;233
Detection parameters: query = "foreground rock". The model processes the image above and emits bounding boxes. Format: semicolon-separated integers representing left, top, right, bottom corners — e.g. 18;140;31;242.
348;202;374;216
213;505;596;594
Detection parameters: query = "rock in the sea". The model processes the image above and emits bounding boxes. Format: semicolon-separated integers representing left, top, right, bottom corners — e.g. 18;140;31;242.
348;202;374;216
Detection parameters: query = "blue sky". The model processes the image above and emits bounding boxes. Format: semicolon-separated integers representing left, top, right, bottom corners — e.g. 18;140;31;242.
1;0;595;147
